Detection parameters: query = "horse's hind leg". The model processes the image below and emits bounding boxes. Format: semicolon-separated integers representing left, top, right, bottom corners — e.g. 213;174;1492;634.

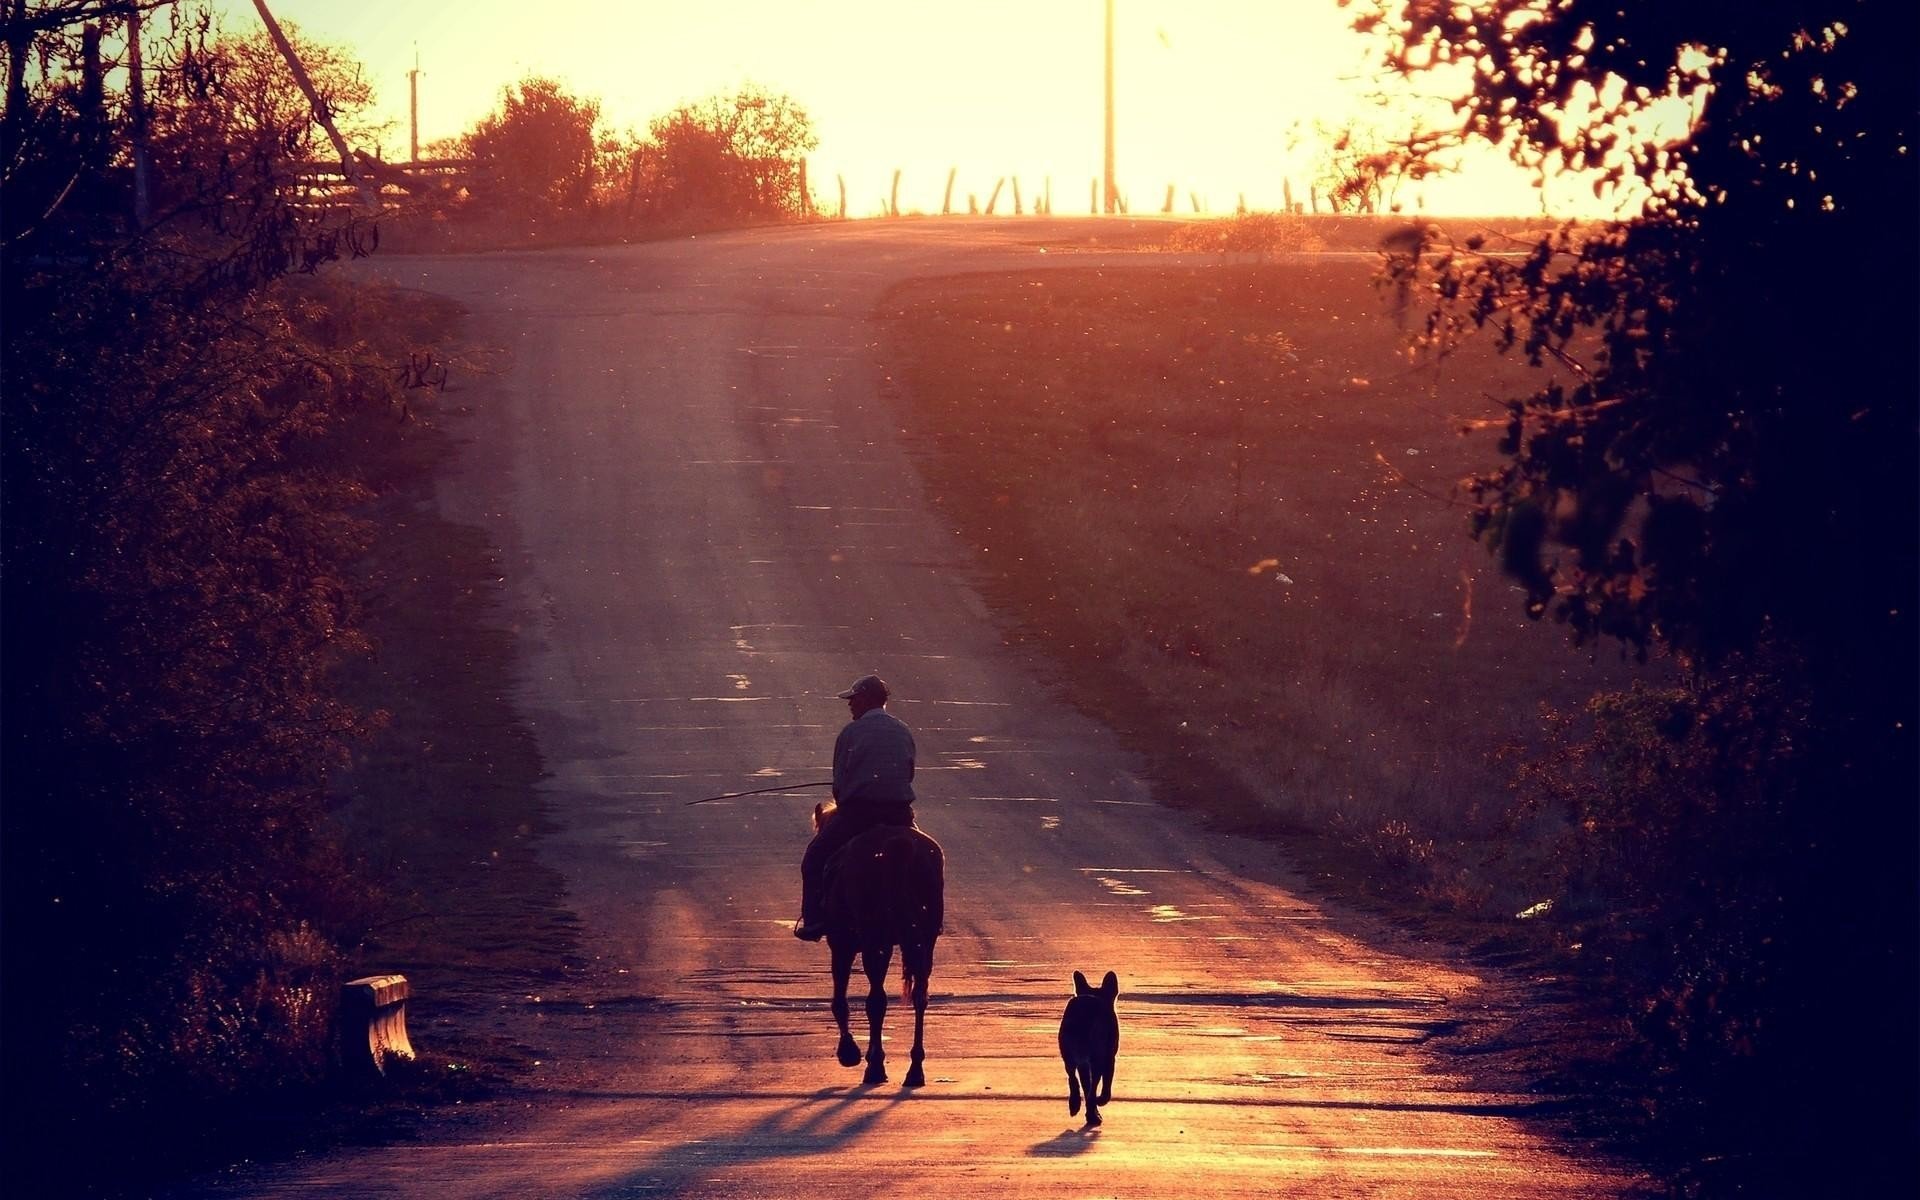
860;947;892;1085
830;942;860;1069
902;945;931;1087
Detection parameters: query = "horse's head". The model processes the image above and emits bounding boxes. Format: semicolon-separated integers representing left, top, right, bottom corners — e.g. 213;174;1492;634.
812;800;836;833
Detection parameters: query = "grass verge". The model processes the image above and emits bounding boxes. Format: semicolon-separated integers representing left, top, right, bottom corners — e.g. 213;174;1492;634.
872;259;1658;1139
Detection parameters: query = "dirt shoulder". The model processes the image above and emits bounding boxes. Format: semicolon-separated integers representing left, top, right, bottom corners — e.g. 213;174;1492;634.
323;285;584;1085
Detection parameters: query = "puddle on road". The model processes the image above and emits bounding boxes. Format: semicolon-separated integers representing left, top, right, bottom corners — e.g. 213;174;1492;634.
1092;876;1149;897
1040;815;1061;831
938;757;988;770
1147;904;1221;923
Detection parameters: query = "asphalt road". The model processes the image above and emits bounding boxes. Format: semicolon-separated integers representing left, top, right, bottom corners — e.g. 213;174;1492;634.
210;220;1638;1197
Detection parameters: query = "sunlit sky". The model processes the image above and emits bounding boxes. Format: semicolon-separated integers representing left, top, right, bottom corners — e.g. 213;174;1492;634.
217;0;1627;217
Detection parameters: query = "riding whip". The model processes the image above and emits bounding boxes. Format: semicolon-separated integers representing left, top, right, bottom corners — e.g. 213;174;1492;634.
685;781;834;806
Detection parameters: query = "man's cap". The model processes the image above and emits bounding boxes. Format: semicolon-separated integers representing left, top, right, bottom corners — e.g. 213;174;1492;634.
836;674;890;703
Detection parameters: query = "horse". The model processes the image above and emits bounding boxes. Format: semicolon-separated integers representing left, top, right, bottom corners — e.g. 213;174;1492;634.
814;807;945;1086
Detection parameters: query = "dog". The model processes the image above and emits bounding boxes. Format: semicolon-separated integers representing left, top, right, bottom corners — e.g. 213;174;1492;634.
1057;970;1119;1126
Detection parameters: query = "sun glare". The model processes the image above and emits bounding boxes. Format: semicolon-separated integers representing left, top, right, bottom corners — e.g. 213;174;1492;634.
226;0;1631;217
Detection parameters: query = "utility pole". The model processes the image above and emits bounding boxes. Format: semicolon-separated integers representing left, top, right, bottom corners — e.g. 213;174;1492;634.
407;47;420;164
250;0;372;203
1103;0;1116;214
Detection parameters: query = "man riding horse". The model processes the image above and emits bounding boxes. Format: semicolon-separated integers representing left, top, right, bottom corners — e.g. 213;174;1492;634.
793;674;917;941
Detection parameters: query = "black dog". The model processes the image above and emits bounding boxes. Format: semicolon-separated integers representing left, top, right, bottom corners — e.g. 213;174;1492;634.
1058;970;1119;1126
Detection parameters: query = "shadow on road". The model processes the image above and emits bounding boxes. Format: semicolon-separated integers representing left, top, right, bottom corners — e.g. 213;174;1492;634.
579;1083;907;1199
547;1086;1567;1119
1028;1127;1102;1157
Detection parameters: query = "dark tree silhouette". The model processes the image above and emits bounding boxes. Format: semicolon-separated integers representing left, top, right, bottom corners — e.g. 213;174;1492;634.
1348;2;1916;1192
463;75;603;217
641;84;818;221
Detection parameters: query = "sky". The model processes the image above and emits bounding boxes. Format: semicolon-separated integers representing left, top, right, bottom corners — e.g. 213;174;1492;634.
217;0;1628;218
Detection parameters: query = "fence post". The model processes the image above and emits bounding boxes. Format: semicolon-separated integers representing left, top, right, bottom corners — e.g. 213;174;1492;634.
943;167;957;214
1012;176;1023;215
985;177;1005;214
1091;178;1099;214
1043;176;1052;214
1162;184;1175;213
838;174;847;219
799;158;811;216
890;168;901;217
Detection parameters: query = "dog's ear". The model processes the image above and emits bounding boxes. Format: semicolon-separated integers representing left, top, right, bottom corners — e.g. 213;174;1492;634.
1073;971;1092;996
1100;971;1119;998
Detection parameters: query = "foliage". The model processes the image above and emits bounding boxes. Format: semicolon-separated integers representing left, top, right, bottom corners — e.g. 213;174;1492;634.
2;0;396;1159
1350;0;1916;670
1348;0;1917;1188
640;83;818;221
463;75;602;217
1301;118;1433;214
148;19;380;173
1509;669;1805;1036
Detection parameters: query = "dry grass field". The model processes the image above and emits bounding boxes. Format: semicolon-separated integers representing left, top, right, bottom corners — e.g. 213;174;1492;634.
876;259;1651;913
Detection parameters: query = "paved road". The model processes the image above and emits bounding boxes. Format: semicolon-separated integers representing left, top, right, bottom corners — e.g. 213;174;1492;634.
214;220;1636;1197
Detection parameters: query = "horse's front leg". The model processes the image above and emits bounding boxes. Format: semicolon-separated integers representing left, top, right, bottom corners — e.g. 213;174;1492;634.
902;943;932;1088
830;941;860;1068
860;946;892;1085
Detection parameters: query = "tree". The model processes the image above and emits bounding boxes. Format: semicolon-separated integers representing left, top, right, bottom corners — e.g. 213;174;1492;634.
463;75;601;217
641;83;817;220
3;3;394;1182
1352;1;1916;669
1347;1;1917;1190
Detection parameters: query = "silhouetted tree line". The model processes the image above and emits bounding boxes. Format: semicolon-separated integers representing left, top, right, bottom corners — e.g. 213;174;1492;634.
448;75;818;231
3;1;403;1173
1351;0;1916;1191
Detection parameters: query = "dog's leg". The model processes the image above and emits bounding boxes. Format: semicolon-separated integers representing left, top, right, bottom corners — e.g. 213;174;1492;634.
1079;1061;1102;1125
1097;1056;1113;1105
1065;1059;1082;1116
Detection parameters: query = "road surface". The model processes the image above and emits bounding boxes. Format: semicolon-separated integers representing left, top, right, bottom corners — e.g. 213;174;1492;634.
209;220;1638;1197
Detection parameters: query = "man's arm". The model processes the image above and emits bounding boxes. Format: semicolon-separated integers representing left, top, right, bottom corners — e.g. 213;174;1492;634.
831;723;851;802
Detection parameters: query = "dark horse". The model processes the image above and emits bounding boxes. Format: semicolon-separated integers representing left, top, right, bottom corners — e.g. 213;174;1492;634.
814;806;945;1086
